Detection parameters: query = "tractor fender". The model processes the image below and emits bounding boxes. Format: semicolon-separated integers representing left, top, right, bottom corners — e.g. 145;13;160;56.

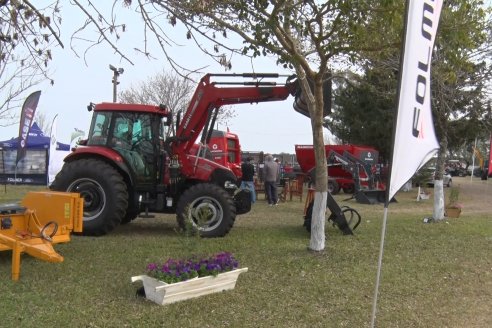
63;149;135;187
209;168;238;191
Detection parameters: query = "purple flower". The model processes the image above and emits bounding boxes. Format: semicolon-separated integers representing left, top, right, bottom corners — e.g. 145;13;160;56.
146;263;158;271
146;252;240;283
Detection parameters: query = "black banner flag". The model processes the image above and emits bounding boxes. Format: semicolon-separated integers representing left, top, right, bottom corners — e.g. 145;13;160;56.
16;91;41;165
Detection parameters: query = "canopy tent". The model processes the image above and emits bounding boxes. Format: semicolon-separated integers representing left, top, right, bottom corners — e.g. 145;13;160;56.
0;122;69;151
0;122;70;185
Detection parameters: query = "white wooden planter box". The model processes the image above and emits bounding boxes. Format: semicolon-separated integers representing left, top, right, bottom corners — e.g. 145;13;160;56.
131;267;248;305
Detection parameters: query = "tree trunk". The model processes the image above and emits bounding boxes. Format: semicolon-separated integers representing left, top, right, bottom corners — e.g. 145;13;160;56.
309;77;328;251
433;180;445;220
293;68;328;251
433;133;448;221
309;191;327;251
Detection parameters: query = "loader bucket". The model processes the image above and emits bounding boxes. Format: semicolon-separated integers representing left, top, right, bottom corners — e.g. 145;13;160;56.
292;77;331;118
355;190;387;205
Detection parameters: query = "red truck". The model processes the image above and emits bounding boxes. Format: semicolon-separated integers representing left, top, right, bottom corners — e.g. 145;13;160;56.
190;129;242;180
206;129;242;179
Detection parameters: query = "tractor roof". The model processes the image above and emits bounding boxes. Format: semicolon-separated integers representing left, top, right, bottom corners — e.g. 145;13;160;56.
94;102;170;116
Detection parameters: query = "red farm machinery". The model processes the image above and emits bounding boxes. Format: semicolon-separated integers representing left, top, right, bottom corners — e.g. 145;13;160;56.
295;144;390;234
295;144;387;204
50;73;316;237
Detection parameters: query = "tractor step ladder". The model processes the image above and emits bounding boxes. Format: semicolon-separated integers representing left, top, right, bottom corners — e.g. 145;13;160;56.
138;192;156;218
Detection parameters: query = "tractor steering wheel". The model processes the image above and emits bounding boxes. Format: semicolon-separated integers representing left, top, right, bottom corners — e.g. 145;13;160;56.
131;136;144;150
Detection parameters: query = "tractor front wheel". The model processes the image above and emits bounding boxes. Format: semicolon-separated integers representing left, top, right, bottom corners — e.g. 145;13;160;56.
176;183;236;238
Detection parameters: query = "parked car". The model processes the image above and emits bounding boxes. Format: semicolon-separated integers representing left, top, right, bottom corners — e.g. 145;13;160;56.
426;168;452;187
446;166;467;177
445;160;467;177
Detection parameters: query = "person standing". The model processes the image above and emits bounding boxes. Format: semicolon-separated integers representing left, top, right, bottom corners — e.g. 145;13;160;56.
264;154;279;205
274;158;282;183
240;157;256;203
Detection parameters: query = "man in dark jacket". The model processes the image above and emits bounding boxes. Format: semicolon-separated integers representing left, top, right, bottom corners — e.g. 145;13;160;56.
240;157;256;203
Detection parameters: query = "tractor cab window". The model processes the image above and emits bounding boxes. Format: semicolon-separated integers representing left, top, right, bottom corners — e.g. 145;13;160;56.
112;115;133;149
88;112;111;145
129;115;156;183
130;116;153;152
114;113;156;183
131;119;148;144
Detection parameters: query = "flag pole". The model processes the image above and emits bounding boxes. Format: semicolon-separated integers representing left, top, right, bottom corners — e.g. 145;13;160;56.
471;137;477;182
489;132;492;179
370;206;390;328
370;0;411;326
370;0;443;325
47;114;58;187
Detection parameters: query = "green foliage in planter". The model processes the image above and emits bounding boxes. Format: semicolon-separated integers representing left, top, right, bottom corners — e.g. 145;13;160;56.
447;186;462;209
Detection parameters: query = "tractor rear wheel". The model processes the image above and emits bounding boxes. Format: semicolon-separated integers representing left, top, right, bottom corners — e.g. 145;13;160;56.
176;183;236;238
50;158;128;236
121;194;140;224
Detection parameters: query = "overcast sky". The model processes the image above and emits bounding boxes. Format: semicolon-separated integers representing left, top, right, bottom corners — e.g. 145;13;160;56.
0;2;325;154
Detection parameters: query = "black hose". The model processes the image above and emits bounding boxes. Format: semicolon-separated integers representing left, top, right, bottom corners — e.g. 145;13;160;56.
40;221;59;241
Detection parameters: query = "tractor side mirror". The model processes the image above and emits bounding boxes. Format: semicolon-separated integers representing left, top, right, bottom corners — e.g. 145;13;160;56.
158;104;173;126
165;112;173;126
87;102;95;112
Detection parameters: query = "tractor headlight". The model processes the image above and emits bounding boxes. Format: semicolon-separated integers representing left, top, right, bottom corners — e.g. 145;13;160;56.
224;181;238;190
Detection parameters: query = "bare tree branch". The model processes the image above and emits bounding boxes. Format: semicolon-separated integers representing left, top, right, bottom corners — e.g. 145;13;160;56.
71;0;134;65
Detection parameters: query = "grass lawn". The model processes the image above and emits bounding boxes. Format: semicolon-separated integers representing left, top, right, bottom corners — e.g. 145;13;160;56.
0;178;491;327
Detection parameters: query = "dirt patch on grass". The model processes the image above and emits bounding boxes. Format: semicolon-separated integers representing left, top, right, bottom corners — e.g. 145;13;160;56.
449;176;492;214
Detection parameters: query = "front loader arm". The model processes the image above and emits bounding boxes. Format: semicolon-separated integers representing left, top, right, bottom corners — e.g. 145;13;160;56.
173;73;298;155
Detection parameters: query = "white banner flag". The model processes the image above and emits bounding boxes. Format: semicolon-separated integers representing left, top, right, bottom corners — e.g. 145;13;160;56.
388;0;443;201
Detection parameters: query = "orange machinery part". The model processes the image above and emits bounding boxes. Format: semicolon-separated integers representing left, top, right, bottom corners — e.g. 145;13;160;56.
0;191;83;281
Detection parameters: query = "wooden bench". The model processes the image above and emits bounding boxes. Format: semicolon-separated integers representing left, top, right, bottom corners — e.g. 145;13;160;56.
289;174;305;202
254;179;265;199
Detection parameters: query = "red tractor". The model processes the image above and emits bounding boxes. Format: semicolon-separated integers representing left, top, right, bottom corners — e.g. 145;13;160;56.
50;73;304;237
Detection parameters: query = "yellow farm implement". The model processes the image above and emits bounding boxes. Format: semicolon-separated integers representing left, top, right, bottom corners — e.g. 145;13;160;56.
0;191;83;281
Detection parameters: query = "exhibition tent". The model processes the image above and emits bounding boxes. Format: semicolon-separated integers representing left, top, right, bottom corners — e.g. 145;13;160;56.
0;122;70;185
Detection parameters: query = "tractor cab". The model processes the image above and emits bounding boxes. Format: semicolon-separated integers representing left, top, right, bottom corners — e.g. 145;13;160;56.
86;103;171;185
